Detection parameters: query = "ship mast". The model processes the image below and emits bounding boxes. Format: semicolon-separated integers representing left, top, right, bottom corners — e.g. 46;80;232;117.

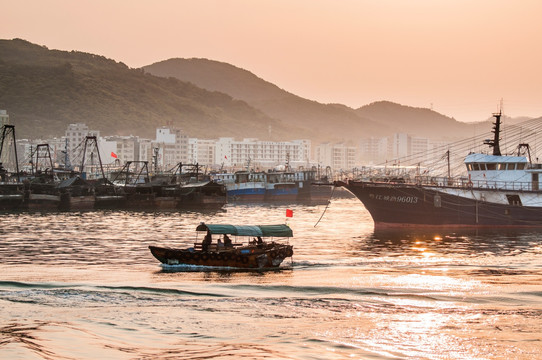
484;111;502;156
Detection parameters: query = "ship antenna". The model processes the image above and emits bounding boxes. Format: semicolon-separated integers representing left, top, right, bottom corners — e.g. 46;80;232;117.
484;111;502;156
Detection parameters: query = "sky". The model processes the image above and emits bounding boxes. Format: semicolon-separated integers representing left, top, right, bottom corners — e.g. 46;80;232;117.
3;0;542;122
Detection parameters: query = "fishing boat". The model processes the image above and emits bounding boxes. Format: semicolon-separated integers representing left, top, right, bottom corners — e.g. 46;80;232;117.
149;223;294;269
337;112;542;228
215;171;267;202
215;168;331;204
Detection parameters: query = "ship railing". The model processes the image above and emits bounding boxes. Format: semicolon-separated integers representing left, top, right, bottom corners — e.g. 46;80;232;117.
362;175;535;191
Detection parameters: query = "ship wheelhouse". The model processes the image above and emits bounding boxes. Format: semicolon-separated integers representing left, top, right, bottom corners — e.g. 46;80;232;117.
464;153;542;191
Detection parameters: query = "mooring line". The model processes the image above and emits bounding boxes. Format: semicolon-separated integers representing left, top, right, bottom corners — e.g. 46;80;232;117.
314;185;335;227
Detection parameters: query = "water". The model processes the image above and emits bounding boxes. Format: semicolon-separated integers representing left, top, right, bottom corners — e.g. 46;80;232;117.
1;198;541;359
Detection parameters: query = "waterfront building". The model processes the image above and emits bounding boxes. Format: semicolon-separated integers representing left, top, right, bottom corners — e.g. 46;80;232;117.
214;137;311;169
65;123;100;169
359;137;389;163
360;133;433;164
188;138;216;166
101;135;153;165
154;127;189;169
316;143;357;171
391;133;410;159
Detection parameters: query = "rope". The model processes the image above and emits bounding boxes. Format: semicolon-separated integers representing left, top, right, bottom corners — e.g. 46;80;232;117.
314;185;335;227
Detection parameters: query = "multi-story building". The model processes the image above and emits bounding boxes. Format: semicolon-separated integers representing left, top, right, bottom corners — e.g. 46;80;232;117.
316;143;357;171
65;123;100;168
214;138;311;169
391;133;410;159
360;133;433;164
188;138;216;166
359;137;389;163
154;127;189;169
101;135;151;165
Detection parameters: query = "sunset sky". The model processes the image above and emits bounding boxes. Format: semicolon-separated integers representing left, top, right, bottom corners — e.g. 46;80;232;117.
3;0;542;122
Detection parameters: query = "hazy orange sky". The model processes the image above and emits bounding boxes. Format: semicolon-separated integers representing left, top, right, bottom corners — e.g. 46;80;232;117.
3;0;542;122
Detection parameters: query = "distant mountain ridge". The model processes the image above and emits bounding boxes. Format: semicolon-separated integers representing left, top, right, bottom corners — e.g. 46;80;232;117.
356;101;475;140
143;58;489;141
0;39;506;145
0;39;301;141
143;58;388;143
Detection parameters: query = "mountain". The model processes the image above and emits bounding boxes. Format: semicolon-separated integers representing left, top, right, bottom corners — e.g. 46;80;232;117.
143;58;389;143
143;58;501;142
0;39;302;141
355;101;492;140
1;39;509;146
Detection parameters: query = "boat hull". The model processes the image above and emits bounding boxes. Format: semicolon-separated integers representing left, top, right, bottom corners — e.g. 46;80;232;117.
227;188;266;202
340;180;542;228
149;244;294;269
265;184;298;202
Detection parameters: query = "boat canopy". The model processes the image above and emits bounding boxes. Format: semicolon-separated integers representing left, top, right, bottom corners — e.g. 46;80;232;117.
196;223;293;237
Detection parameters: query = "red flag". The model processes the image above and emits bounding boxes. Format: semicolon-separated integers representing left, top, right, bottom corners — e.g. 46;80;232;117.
225;155;228;159
286;209;293;218
111;152;118;159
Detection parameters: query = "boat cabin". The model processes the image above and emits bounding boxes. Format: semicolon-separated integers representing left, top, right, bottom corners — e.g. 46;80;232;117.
194;223;293;251
464;153;542;190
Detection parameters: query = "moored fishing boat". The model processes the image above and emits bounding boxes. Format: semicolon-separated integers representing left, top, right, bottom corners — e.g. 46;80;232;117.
337;112;542;228
149;223;294;269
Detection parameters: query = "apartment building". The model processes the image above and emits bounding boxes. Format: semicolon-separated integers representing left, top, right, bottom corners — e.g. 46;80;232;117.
215;138;311;169
316;143;357;170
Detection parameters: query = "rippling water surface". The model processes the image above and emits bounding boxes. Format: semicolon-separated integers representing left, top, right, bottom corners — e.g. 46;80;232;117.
1;198;541;359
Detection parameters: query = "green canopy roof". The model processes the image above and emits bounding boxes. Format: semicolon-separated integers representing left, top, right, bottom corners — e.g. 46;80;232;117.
195;223;293;237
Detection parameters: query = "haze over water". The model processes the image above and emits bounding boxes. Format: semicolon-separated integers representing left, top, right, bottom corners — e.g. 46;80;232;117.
1;198;541;359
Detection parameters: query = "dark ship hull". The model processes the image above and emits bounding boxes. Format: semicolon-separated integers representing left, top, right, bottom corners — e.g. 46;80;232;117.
339;180;542;228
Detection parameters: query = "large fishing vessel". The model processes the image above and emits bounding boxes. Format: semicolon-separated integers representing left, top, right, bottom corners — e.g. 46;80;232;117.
337;112;542;227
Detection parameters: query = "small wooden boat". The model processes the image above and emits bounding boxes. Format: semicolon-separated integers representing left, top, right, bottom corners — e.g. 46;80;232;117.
149;223;294;269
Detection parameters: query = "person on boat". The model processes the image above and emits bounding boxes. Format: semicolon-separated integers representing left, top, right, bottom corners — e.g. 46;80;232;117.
202;231;212;252
217;238;224;249
256;236;263;248
223;234;232;248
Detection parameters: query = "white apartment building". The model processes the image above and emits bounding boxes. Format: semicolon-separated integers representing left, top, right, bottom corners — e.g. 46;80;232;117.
138;139;152;163
391;133;410;159
359;136;389;163
188;138;216;165
316;143;357;171
154;127;189;169
65;123;100;168
359;133;439;164
101;135;153;166
214;138;311;169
